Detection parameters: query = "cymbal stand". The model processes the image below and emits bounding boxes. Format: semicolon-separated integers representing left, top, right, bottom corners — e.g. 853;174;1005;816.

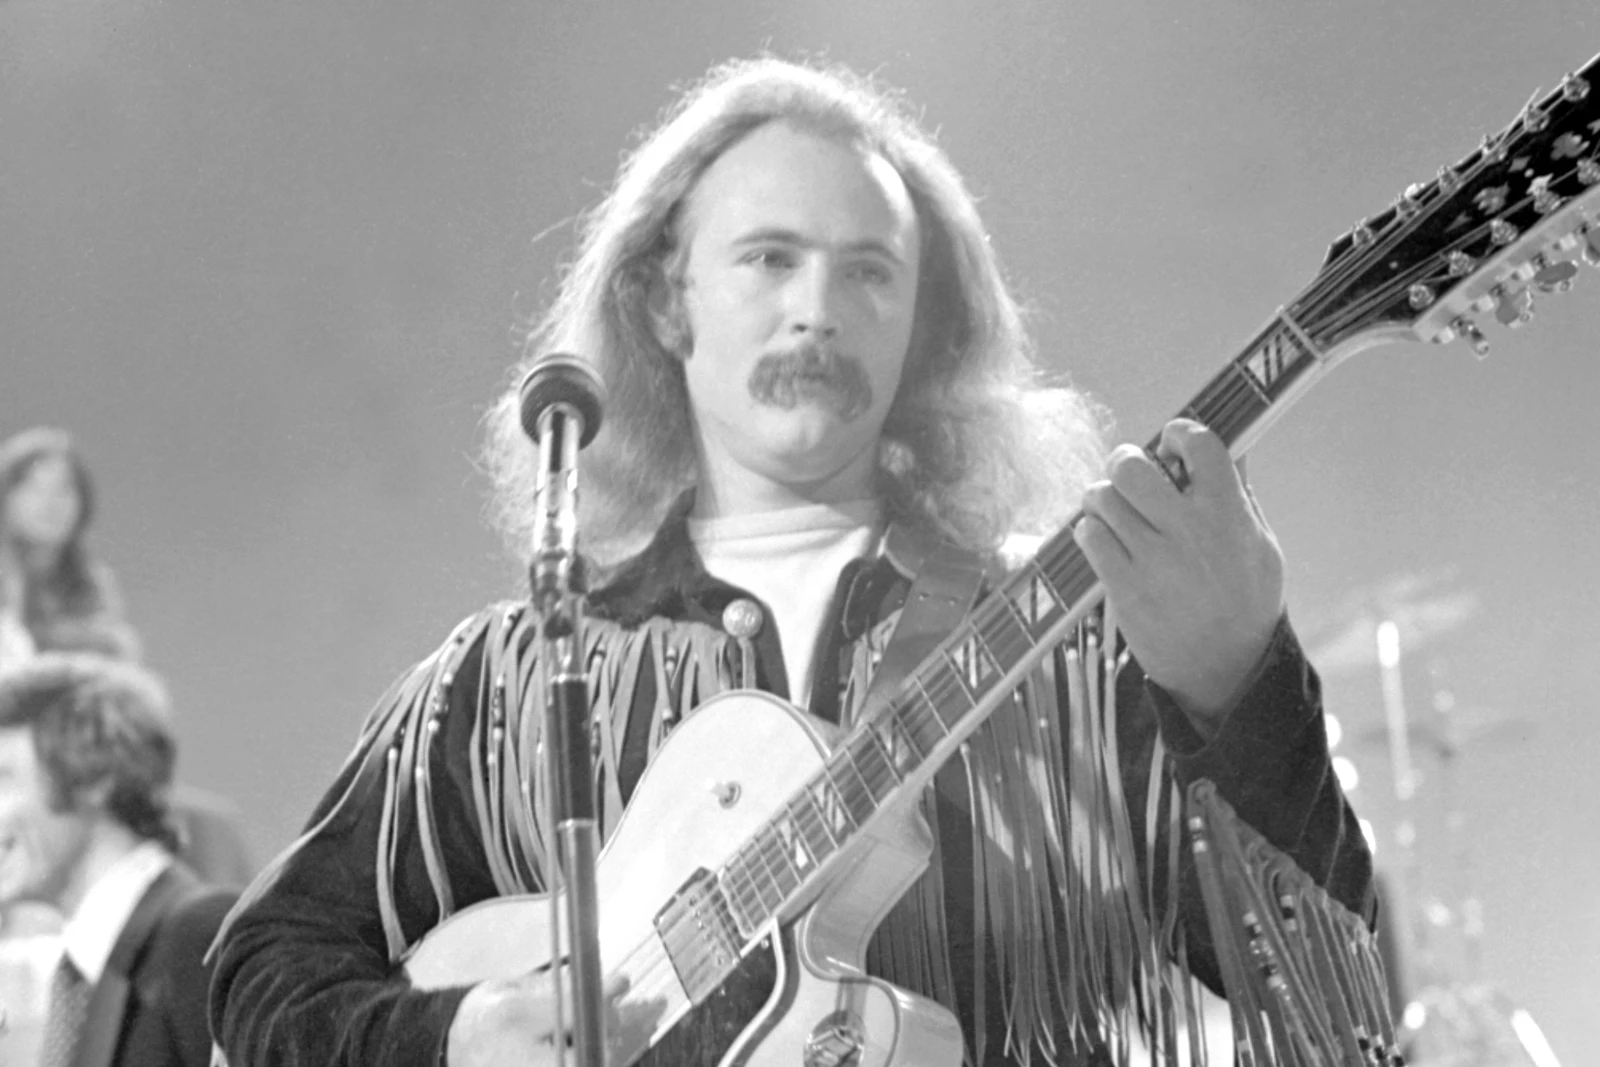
1375;619;1428;995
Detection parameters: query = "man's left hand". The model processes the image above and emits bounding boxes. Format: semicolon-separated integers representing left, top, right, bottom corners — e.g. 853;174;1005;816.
1072;418;1285;725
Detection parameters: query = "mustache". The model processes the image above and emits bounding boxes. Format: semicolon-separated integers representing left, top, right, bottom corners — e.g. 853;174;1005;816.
746;341;873;421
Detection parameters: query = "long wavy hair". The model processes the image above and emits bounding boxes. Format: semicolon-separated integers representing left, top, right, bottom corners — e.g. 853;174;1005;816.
482;57;1108;569
0;427;106;625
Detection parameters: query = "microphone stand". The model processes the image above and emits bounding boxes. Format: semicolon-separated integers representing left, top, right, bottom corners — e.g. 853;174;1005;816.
530;401;605;1067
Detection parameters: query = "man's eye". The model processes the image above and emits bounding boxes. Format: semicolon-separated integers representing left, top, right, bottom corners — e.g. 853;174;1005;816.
852;262;893;285
745;249;795;270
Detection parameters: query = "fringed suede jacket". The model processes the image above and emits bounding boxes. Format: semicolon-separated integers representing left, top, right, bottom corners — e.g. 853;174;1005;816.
209;507;1374;1067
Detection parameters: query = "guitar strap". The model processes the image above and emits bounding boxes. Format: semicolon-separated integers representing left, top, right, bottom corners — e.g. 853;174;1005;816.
860;530;988;718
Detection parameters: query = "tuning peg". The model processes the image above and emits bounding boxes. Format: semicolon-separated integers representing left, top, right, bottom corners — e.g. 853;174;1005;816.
1582;223;1600;267
1450;317;1491;359
1395;184;1426;219
1531;180;1563;215
1493;285;1534;328
1532;254;1579;293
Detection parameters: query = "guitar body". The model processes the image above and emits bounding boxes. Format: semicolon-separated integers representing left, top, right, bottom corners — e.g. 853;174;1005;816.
404;691;964;1067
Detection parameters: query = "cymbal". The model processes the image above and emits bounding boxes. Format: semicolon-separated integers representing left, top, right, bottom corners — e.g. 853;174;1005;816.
1401;982;1559;1064
1353;704;1532;755
1304;569;1481;675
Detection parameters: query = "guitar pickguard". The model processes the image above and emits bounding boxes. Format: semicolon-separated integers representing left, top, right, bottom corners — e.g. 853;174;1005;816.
637;932;780;1067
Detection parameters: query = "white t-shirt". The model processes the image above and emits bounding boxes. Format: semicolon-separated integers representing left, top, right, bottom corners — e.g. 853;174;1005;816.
690;499;882;708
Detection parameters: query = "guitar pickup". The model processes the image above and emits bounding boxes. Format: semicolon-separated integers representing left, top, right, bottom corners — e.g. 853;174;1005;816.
654;868;746;1003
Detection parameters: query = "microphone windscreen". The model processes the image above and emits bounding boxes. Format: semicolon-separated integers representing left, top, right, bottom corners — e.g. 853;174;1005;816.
518;354;605;447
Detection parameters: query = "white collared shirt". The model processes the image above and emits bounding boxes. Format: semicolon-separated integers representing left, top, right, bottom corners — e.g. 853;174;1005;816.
60;840;173;983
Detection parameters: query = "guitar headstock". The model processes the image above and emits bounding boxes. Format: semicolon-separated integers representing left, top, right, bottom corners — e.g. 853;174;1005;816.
1292;52;1600;358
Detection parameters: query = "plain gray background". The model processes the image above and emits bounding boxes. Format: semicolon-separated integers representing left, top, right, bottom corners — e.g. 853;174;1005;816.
4;1;1596;1057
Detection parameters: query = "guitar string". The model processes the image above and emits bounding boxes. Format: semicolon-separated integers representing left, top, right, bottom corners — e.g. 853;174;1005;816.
604;376;1297;1038
572;288;1322;1057
645;610;1033;996
1289;108;1557;311
627;269;1571;1060
591;130;1600;1041
1224;89;1593;346
1298;151;1598;344
637;580;1042;1005
715;661;970;928
1308;198;1566;342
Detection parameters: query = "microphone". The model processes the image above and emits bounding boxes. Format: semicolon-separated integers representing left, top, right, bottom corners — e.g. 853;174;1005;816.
519;353;605;609
519;352;605;447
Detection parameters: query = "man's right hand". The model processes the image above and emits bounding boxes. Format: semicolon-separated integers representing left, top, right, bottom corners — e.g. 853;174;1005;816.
446;968;633;1067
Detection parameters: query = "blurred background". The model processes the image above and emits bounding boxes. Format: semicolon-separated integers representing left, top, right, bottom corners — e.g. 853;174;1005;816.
3;0;1596;1059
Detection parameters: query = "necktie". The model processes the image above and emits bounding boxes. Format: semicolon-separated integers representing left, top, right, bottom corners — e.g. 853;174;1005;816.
39;954;91;1067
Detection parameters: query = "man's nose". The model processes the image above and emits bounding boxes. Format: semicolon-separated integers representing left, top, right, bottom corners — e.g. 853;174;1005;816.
786;261;840;339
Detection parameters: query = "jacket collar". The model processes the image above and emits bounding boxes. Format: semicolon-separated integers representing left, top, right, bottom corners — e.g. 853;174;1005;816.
586;491;937;628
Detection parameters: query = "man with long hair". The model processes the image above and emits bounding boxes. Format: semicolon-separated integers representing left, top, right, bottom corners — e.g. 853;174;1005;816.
211;57;1373;1066
0;654;236;1067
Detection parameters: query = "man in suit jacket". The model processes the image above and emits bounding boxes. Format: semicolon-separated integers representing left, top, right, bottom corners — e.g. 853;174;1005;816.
0;653;235;1067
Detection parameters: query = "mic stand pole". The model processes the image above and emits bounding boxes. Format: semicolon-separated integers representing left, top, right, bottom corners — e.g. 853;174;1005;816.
531;406;605;1067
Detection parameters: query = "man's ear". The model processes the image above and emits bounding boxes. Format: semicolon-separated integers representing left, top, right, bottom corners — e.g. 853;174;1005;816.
646;271;691;359
68;776;114;815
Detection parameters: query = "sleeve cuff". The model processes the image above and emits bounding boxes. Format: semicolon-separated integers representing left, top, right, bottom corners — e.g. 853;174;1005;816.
1144;613;1313;759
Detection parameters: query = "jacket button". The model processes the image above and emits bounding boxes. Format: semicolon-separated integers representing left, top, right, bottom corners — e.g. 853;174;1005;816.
721;598;764;639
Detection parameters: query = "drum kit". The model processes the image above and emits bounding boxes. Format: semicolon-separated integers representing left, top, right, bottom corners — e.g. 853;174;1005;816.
1304;570;1562;1067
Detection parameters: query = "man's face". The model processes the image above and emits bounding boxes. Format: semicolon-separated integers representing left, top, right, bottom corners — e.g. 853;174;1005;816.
0;727;91;908
674;122;921;495
5;454;83;549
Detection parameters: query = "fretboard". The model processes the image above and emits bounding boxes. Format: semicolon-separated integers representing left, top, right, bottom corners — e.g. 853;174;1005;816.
714;313;1327;940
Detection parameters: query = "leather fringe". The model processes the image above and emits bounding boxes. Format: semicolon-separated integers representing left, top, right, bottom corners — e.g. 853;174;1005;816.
219;599;1203;1064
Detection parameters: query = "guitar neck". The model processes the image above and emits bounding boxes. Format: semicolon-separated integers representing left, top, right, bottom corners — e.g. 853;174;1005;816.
714;311;1335;938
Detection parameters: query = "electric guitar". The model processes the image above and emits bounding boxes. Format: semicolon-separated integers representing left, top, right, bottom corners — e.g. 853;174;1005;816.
404;53;1600;1067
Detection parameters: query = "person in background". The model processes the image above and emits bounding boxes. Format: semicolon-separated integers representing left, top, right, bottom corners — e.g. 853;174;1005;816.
0;428;253;1063
0;426;254;887
0;427;146;1055
0;653;235;1067
0;428;139;669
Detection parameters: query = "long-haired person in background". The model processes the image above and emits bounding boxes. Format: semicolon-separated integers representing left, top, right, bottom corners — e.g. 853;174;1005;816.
0;427;140;669
211;58;1373;1066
